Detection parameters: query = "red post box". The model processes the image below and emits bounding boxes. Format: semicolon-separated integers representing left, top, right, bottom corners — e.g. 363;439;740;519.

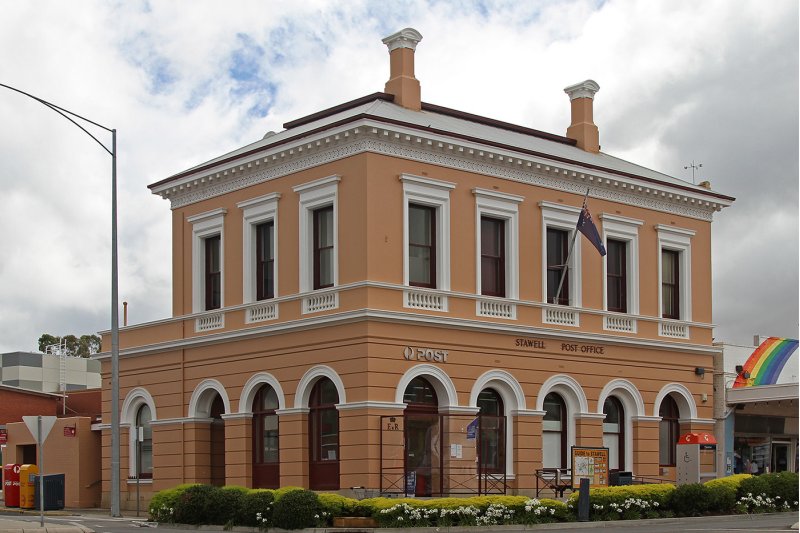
3;464;21;507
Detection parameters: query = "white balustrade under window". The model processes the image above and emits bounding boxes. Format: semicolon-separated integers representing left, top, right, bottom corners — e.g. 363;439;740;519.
247;302;278;323
543;307;579;326
195;312;224;332
604;315;637;333
477;300;516;319
659;321;688;339
404;290;447;311
303;292;339;314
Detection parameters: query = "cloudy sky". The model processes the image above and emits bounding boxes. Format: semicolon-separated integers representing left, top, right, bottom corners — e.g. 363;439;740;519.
0;0;797;353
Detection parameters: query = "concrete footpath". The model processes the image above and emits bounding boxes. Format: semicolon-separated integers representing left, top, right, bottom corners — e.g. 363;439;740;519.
0;508;95;533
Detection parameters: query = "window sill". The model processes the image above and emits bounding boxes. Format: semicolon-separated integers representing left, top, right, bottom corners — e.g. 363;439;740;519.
127;478;153;485
405;289;448;311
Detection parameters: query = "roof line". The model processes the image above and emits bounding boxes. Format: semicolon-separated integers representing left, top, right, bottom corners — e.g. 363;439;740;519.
149;108;734;202
420;101;576;146
283;92;395;129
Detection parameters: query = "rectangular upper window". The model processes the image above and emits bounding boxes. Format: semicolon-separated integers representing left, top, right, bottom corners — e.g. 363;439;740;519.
188;208;226;313
656;223;694;324
408;203;436;288
474;188;522;300
238;193;280;304
661;249;680;319
313;206;334;290
204;235;221;311
546;228;569;306
294;175;339;295
401;174;454;292
256;221;275;300
540;201;581;308
606;239;627;313
480;216;506;297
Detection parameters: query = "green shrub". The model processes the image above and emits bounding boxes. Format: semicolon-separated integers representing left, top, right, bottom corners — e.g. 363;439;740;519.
273;485;304;501
318;492;362;517
669;483;710;516
173;484;218;525
237;490;275;527
148;484;197;522
763;472;799;507
272;489;322;529
705;481;737;513
204;486;248;525
737;475;770;500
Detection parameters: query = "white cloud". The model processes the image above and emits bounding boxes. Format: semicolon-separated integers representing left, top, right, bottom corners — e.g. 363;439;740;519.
0;0;796;351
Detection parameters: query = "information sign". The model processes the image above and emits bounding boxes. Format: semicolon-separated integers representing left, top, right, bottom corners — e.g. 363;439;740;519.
571;446;609;489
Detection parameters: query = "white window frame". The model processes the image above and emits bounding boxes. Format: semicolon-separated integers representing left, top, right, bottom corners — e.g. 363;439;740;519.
656;224;694;322
294;175;340;292
540;202;582;307
188;208;226;313
238;193;281;303
474;188;523;299
600;214;642;315
401;174;454;290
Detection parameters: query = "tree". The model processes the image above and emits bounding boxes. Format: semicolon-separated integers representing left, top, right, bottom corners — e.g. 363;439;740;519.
38;333;101;358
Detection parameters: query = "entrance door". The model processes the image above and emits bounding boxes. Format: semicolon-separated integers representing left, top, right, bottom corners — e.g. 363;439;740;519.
403;377;440;496
309;378;340;490
771;442;790;473
405;413;439;496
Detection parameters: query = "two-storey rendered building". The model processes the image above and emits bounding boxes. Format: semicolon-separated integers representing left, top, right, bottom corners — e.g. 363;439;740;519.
99;28;734;508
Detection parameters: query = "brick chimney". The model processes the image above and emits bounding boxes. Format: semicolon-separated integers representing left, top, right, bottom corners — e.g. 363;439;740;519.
564;80;600;153
382;28;423;111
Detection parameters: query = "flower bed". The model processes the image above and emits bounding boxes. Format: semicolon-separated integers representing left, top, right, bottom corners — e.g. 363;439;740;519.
148;472;798;529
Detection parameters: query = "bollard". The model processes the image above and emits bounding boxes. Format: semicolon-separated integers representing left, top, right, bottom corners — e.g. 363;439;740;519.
577;477;590;522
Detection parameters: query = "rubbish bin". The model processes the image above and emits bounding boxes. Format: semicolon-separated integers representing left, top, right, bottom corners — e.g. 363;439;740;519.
617;471;632;485
3;464;21;507
18;464;38;509
34;474;65;510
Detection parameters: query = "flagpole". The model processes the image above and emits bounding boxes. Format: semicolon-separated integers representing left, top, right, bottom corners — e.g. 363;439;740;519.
552;189;589;305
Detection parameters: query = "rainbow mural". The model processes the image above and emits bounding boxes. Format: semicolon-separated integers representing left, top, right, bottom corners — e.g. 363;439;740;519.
733;337;798;388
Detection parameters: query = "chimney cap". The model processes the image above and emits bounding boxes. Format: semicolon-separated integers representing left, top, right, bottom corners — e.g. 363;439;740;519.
564;79;600;100
382;27;423;52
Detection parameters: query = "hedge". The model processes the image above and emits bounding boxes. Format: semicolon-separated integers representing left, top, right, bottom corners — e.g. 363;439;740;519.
149;474;798;528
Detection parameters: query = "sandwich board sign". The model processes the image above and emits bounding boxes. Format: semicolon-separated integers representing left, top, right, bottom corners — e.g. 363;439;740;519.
23;416;58;443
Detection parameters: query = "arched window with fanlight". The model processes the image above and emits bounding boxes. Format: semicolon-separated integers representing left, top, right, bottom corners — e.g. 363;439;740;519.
603;397;625;471
252;384;279;488
542;393;567;469
659;395;680;466
477;388;505;474
135;404;153;479
309;378;339;490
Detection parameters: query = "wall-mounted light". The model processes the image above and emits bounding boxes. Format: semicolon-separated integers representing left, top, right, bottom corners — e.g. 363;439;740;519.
735;365;751;379
695;367;705;377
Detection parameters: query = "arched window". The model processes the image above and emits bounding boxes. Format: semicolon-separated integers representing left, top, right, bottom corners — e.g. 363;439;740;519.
603;397;625;471
209;395;226;486
252;385;279;488
135;404;153;479
542;393;567;469
477;388;505;474
403;377;438;408
659;395;680;466
309;378;339;490
403;377;439;496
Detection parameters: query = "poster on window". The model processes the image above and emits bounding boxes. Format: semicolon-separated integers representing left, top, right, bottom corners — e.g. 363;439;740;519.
571;446;609;489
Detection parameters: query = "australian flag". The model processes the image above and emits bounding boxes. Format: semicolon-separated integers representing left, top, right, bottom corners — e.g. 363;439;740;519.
577;202;606;256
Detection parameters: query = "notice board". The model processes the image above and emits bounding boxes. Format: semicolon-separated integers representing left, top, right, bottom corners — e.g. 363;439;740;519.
571;446;609;489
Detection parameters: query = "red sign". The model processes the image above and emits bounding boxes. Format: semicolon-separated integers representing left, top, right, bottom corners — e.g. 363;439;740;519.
0;429;7;444
63;426;76;437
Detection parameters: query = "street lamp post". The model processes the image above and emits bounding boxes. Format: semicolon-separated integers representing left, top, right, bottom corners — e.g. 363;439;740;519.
0;82;121;517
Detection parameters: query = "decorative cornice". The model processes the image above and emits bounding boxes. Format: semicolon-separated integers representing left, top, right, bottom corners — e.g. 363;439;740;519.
564;80;600;101
275;407;310;416
576;412;607;420
678;418;716;425
382;28;423;52
440;406;480;415
221;412;253;420
632;415;662;423
156;121;729;221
